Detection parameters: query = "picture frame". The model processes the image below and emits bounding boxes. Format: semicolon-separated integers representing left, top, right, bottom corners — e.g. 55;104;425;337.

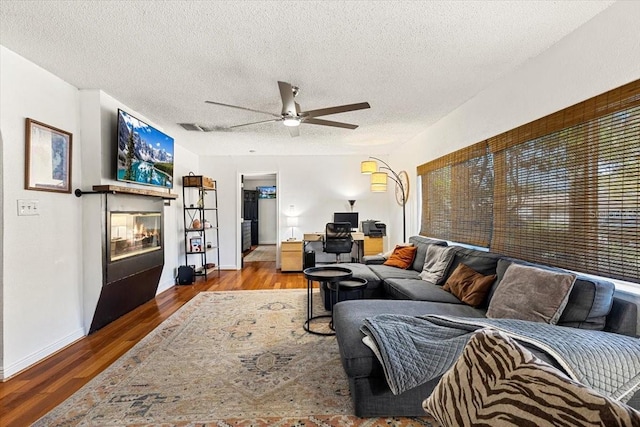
25;118;73;193
190;236;203;253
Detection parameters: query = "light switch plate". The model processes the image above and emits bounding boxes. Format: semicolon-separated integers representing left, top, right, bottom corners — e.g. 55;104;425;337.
17;199;39;216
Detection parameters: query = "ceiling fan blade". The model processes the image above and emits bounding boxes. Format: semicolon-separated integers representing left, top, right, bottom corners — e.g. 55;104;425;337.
278;81;298;115
303;118;359;129
288;126;300;137
229;118;282;129
301;102;370;119
205;100;281;118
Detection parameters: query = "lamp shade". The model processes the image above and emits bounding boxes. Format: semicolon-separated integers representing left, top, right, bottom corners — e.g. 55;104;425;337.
286;216;298;227
361;160;377;174
371;171;387;185
371;183;387;192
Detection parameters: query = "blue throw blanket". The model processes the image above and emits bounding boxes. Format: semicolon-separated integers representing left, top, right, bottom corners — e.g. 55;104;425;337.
361;314;640;402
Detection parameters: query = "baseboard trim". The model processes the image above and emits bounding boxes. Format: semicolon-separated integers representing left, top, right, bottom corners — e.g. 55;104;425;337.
1;327;85;381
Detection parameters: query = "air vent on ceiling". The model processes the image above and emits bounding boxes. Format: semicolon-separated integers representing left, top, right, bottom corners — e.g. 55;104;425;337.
179;123;207;132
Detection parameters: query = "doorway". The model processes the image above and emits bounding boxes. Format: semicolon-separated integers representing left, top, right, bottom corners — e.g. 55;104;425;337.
240;173;277;267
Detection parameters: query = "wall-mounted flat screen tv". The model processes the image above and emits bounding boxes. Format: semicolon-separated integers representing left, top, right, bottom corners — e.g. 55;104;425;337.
257;186;276;199
117;109;174;188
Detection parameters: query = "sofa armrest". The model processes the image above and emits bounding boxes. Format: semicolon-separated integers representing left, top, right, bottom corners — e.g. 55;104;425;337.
605;297;638;337
362;255;385;265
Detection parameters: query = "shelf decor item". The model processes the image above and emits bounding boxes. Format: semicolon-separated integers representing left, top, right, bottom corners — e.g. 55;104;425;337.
25;118;73;193
190;236;203;252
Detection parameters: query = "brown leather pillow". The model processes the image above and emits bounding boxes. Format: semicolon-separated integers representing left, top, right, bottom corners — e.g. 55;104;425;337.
443;263;496;307
383;245;418;269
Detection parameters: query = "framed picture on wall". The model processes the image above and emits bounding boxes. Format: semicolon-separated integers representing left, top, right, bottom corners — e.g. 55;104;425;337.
25;118;73;193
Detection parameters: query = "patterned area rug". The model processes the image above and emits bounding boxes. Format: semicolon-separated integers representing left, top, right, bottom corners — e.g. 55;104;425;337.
244;245;277;262
35;290;436;426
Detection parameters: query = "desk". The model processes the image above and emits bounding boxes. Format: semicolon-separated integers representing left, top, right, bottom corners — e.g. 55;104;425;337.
281;240;303;271
303;232;364;263
363;236;384;256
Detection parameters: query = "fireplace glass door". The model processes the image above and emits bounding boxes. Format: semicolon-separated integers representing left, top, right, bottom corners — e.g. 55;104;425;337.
110;211;162;262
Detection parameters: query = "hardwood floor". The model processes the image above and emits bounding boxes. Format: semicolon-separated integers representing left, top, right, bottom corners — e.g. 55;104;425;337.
0;262;306;427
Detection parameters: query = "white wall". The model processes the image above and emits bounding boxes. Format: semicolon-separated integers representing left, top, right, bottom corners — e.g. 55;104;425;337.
77;91;197;331
388;1;640;251
2;0;639;376
199;155;392;269
0;46;200;378
390;1;640;330
1;46;84;378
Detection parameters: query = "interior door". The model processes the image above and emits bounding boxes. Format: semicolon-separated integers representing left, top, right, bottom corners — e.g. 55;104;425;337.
243;190;259;245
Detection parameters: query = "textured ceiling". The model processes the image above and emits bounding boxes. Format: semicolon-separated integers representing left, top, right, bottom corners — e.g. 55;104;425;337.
0;1;614;156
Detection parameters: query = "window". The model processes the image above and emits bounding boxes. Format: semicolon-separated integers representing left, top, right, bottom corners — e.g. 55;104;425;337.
418;141;493;247
419;79;640;284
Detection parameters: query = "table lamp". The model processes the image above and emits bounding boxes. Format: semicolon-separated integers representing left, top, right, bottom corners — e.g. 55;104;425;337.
286;216;299;241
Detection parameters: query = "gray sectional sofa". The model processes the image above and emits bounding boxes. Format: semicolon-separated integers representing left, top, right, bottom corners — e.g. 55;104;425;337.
332;235;639;417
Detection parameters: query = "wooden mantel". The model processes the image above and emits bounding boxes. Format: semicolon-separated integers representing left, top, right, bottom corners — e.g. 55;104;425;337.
91;185;178;200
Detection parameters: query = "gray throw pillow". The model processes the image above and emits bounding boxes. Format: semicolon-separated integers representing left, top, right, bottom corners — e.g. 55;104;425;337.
419;245;455;284
487;263;576;325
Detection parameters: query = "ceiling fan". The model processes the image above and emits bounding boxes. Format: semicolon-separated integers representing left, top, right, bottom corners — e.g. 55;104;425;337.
195;81;370;137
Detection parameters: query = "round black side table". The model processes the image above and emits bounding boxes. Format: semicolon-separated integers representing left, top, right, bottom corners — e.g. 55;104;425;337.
327;277;368;330
303;266;352;336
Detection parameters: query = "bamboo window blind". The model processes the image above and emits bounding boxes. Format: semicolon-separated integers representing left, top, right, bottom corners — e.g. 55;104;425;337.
418;141;494;247
418;79;640;283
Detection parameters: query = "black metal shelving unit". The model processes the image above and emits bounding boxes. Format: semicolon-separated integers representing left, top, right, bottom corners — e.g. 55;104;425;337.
182;176;220;279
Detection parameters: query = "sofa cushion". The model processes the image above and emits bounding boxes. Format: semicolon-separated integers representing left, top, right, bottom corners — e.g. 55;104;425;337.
368;264;422;281
383;245;418;269
419;245;456;284
487;263;576;325
362;254;386;265
381;242;413;258
494;259;615;331
338;262;383;291
384;278;467;303
333;300;486;379
408;236;448;272
446;247;501;281
442;263;496;307
423;329;640;427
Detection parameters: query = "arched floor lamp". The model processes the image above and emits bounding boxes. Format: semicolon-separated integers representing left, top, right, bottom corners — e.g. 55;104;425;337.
361;157;408;242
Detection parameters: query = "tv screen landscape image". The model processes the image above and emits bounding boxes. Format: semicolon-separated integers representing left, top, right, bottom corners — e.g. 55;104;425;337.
117;109;174;188
257;186;276;199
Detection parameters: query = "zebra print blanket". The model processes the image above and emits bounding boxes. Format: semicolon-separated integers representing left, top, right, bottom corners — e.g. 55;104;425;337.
361;314;640;402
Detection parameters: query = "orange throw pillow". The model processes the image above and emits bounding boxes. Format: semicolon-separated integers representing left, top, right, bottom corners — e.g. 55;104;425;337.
443;263;496;307
383;245;418;269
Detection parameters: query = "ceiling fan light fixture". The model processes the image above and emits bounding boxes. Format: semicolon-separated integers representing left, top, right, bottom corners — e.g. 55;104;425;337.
283;117;301;127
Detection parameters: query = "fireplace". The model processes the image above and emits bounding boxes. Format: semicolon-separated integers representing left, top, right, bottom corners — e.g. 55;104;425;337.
109;211;162;262
88;192;166;333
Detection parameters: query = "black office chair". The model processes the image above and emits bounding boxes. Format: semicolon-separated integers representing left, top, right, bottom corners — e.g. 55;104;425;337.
324;222;354;263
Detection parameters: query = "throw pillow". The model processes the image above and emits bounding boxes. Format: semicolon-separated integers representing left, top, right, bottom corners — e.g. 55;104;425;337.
419;245;455;284
487;263;576;324
383;245;418;269
442;263;496;307
380;242;413;259
423;330;640;427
